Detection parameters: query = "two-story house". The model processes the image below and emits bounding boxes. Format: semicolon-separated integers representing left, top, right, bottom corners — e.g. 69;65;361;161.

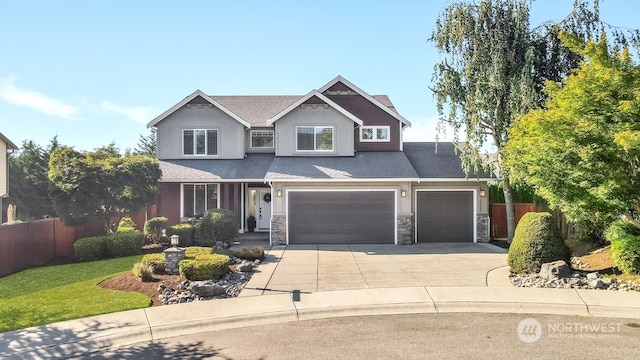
147;76;491;245
0;132;18;223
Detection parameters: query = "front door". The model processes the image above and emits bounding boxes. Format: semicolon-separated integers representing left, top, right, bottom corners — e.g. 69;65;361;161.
257;189;272;230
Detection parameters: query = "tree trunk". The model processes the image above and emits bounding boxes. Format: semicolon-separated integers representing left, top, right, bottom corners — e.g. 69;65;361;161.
502;175;516;243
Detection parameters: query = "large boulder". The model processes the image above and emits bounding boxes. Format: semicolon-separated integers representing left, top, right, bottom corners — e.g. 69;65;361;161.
189;281;226;297
538;260;572;280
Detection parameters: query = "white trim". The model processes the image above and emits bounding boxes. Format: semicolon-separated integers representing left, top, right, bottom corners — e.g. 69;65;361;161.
295;125;334;152
161;178;267;183
417;177;494;182
147;89;251;129
267;90;363;126
249;129;275;149
360;125;391;142
414;188;478;243
265;178;419;183
285;188;397;245
318;76;411;127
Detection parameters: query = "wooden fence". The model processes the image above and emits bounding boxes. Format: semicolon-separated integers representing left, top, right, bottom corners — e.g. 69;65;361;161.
0;206;156;277
490;203;544;239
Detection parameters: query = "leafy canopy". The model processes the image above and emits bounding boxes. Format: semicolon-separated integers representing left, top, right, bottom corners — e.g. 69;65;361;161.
48;144;161;230
505;32;640;234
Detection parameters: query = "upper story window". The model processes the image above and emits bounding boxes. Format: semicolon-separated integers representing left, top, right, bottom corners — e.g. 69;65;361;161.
296;126;334;151
360;126;390;142
250;130;274;149
183;129;217;156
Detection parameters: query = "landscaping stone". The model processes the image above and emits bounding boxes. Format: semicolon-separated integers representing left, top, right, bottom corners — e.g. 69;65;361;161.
538;260;572;280
189;281;226;297
586;272;601;279
238;262;255;272
510;271;640;291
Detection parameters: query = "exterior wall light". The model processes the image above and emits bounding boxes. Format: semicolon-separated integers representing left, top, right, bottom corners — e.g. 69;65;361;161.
277;190;283;197
479;190;486;197
401;190;407;197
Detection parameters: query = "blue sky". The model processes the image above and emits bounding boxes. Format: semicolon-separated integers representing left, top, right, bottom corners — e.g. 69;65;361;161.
1;0;638;152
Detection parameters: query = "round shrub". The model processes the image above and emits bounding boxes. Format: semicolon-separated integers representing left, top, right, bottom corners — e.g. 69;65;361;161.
604;220;640;274
185;246;213;259
195;209;238;247
73;235;109;262
141;253;165;274
179;254;230;280
118;217;137;232
166;223;195;247
507;212;570;274
106;231;145;258
144;216;168;244
132;262;154;282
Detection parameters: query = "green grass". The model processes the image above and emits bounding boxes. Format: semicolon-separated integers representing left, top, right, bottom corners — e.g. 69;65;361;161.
0;255;151;332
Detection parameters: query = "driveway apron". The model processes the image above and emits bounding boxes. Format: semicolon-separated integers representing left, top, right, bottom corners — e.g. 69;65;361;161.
242;243;508;296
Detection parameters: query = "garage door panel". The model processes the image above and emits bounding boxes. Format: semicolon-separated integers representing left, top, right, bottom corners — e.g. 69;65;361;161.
288;191;394;244
417;191;473;242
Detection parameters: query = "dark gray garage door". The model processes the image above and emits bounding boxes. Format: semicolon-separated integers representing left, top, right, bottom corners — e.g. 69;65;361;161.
417;191;473;242
288;191;395;244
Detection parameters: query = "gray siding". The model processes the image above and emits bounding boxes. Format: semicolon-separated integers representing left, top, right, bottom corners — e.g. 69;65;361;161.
274;106;355;156
156;105;246;160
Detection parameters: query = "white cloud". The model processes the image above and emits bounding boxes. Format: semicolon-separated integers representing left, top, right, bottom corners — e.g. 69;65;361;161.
0;77;78;118
100;100;155;123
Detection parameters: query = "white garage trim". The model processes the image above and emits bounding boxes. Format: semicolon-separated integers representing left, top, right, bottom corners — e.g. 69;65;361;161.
285;188;398;245
414;188;478;243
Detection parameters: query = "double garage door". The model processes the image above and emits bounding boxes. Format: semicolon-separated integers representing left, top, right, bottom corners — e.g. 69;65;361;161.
288;191;395;244
286;190;475;244
416;191;474;242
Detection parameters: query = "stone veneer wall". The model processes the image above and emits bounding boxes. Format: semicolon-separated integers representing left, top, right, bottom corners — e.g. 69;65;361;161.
271;215;287;245
397;214;414;245
476;214;490;243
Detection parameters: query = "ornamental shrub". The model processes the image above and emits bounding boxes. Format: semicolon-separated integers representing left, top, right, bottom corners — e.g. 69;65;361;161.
166;223;195;247
73;235;109;262
179;254;230;280
234;246;265;261
195;209;238;247
185;246;213;259
141;253;165;274
144;216;168;244
132;262;154;282
106;231;145;258
507;212;570;274
605;220;640;274
117;217;137;233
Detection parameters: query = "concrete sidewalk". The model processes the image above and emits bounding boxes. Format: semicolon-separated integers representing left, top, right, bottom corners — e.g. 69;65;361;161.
3;243;640;359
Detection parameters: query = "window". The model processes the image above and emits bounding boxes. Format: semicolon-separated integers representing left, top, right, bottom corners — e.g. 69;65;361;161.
296;126;333;151
183;129;217;155
250;130;274;148
182;183;218;217
360;126;390;142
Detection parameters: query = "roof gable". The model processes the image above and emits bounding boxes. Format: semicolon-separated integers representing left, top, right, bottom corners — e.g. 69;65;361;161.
266;90;363;126
0;132;18;150
147;90;252;129
319;76;411;127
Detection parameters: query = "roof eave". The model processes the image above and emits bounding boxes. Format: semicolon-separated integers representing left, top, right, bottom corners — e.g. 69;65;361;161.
266;90;363;126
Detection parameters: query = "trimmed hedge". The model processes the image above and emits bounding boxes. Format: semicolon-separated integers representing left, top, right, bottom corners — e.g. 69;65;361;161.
73;236;109;262
118;217;137;233
141;253;165;274
195;209;238;247
507;212;570;274
185;246;213;259
605;220;640;274
74;232;145;262
179;254;230;281
166;223;195;247
144;216;168;244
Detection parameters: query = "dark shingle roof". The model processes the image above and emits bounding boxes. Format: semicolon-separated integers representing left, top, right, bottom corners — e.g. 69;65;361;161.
158;154;274;182
210;95;396;126
403;142;492;179
265;152;418;180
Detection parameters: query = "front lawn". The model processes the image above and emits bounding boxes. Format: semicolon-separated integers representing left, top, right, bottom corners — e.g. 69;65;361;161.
0;255;150;332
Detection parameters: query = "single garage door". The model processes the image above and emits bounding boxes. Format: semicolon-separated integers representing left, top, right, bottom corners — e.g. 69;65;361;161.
288;191;395;244
416;191;473;242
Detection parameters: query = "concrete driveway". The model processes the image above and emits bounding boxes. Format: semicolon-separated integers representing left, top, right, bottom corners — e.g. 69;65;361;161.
240;243;509;296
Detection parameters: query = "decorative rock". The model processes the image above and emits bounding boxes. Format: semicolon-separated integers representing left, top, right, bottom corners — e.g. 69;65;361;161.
539;260;572;280
589;279;604;289
586;272;601;279
189;281;226;297
239;262;255;272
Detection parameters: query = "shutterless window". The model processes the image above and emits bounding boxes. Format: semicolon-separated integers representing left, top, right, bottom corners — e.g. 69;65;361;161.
360;126;390;142
296;126;333;151
182;183;218;217
250;130;274;148
183;129;217;155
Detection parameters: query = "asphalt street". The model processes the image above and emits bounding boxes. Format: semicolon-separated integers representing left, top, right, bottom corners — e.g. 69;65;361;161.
76;313;640;359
